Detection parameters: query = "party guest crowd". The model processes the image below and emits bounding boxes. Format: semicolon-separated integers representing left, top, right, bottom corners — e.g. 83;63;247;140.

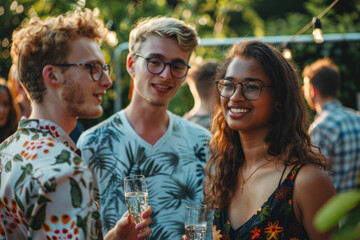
2;7;355;240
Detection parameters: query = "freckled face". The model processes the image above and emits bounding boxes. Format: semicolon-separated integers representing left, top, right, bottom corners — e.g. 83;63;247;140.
220;56;276;133
60;37;113;118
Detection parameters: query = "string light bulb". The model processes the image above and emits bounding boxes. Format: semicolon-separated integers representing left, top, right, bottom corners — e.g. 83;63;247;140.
282;42;292;60
106;20;118;47
312;17;324;44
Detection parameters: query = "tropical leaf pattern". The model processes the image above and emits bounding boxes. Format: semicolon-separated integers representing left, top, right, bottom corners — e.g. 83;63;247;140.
212;164;310;240
78;110;212;239
0;119;100;240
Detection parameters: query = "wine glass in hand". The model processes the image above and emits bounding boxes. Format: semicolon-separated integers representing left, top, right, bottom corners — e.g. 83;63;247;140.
185;204;207;240
124;175;148;224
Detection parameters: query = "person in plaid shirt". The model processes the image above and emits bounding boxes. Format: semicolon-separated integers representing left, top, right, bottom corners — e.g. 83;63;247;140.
303;57;360;193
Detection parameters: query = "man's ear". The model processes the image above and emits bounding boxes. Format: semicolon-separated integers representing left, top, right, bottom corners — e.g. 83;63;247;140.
42;65;61;87
309;83;318;98
126;53;135;78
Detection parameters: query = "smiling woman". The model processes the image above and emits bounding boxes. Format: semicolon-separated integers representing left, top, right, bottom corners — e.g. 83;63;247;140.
204;40;336;240
0;78;20;143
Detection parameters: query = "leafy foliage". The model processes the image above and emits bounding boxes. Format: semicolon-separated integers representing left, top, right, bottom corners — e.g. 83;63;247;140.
0;0;359;128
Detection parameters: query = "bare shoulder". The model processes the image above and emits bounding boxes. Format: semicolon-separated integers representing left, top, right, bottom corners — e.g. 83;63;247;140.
294;164;335;203
295;164;334;192
293;164;336;239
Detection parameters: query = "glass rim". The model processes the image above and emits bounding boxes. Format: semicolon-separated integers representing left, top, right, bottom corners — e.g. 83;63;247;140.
124;175;145;180
185;204;207;209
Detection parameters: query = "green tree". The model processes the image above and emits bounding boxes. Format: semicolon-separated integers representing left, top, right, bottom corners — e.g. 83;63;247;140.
1;0;359;128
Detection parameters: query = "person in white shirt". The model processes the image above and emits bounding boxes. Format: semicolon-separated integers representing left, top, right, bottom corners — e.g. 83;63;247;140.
0;9;152;240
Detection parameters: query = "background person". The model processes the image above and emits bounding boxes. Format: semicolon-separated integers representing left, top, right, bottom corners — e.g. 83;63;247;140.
78;16;211;239
204;40;336;239
302;57;360;193
183;59;220;130
0;78;20;142
7;64;31;118
1;9;152;240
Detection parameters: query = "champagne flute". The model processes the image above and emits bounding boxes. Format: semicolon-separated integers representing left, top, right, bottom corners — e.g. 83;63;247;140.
185;204;207;240
124;175;148;224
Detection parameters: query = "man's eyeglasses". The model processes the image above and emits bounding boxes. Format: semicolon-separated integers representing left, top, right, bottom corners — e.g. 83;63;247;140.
216;79;272;100
52;62;110;81
135;53;190;79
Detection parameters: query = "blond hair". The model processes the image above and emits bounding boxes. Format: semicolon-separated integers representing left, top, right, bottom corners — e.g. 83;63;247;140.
129;16;198;55
10;9;107;102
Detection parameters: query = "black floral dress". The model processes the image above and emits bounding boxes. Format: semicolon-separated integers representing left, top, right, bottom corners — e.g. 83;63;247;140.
212;164;309;240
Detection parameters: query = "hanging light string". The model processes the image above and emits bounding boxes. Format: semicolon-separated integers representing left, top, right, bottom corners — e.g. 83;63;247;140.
282;0;340;48
318;0;340;19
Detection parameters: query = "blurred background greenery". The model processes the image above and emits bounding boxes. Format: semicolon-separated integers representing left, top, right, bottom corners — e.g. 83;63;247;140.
0;0;359;130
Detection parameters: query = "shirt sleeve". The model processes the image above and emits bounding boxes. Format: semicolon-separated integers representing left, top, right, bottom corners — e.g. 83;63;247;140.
309;123;340;158
28;150;96;240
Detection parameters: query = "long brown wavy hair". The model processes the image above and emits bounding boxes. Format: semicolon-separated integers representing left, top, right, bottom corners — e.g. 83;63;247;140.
204;40;328;209
0;79;20;141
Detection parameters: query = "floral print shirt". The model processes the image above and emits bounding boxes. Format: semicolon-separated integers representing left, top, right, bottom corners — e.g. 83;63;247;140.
0;118;101;240
212;164;309;240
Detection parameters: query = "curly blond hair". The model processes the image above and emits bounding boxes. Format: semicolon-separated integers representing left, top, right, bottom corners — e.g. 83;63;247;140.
129;16;198;56
10;9;107;102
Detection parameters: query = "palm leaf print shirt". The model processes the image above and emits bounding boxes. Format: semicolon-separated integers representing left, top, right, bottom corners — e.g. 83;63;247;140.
77;110;211;240
212;164;309;240
0;118;100;240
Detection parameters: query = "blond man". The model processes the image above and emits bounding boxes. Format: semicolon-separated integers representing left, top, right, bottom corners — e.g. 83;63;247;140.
78;17;211;239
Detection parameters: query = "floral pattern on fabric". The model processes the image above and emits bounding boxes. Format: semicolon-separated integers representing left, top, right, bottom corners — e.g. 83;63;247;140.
0;118;100;240
0;197;27;236
42;214;81;240
212;164;309;240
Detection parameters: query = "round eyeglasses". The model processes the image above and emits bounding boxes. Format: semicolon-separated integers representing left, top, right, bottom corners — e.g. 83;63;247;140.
135;53;190;79
216;79;272;100
52;62;110;81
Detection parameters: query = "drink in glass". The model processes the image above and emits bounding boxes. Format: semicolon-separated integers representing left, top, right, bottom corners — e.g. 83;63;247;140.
124;175;148;224
185;204;207;240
